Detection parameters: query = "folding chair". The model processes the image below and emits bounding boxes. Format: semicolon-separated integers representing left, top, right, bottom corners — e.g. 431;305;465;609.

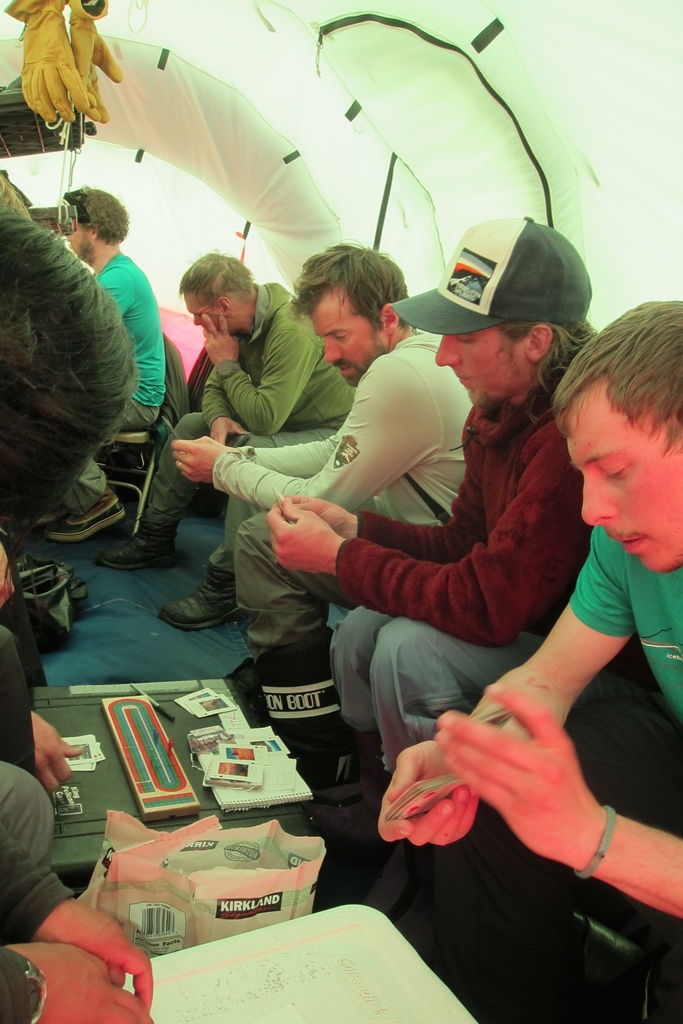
99;335;189;534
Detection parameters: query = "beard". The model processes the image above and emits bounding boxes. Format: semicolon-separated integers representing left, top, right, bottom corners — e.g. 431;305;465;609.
467;388;507;416
75;237;95;266
333;334;389;387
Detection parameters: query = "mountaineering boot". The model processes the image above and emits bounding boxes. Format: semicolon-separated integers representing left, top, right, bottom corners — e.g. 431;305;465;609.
158;563;246;630
95;515;179;570
253;626;357;790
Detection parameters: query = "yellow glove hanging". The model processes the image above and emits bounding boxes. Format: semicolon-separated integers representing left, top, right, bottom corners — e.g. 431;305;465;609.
69;10;122;123
14;0;93;123
67;0;108;18
5;0;56;23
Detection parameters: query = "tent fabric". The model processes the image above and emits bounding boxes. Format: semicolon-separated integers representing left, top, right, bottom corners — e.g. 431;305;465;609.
0;0;680;330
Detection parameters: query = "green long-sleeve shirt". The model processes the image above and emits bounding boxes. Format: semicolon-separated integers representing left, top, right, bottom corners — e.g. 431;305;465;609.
201;283;353;434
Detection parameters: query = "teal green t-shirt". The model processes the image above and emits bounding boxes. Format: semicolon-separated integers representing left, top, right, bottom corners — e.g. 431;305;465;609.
98;253;165;407
570;526;683;723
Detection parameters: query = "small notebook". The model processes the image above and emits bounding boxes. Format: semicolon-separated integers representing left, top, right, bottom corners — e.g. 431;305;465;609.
187;724;312;810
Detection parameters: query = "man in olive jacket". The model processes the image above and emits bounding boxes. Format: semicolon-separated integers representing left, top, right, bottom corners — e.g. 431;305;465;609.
97;252;353;630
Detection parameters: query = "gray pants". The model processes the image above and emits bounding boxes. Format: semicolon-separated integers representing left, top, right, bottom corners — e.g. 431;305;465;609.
331;608;641;770
0;762;54;869
66;395;160;514
148;413;340;573
235;512;355;656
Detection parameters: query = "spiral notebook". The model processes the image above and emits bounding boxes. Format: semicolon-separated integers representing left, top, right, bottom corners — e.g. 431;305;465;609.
187;723;312;811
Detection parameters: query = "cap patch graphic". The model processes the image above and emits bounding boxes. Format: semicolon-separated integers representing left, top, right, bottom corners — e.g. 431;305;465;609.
446;248;497;308
333;435;360;469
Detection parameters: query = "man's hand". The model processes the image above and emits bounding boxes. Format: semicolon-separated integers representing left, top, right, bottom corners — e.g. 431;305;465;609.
434;687;606;870
202;314;240;365
31;712;81;792
8;941;152;1023
378;741;479;846
281;496;359;538
171;437;235;484
31;899;153;1013
208;416;247;445
266;499;350;575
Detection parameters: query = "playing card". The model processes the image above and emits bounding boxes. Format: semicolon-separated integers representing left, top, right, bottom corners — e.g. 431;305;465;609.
385;703;515;821
385;774;462;821
218;743;268;765
203;757;263;789
272;486;295;523
64;734;105;771
471;703;514;728
218;706;250;730
175;688;238;718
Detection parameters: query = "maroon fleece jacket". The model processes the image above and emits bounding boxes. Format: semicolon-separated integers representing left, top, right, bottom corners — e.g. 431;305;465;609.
335;397;591;647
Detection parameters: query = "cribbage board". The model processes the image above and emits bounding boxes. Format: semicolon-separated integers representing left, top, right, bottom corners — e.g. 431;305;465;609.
102;696;200;821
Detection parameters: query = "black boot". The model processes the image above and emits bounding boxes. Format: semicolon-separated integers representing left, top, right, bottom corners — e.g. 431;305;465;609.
225;657;268;724
309;729;392;862
254;626;356;790
96;515;178;570
355;730;390;818
158;563;246;631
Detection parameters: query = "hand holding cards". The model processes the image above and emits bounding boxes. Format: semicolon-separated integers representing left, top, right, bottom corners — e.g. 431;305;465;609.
64;734;105;772
273;486;295;523
384;702;515;821
385;774;463;821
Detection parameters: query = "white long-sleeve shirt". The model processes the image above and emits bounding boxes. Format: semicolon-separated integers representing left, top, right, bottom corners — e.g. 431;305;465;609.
211;333;470;525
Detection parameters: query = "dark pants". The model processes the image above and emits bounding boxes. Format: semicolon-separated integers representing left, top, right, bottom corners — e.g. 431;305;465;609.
0;626;35;776
433;691;683;1023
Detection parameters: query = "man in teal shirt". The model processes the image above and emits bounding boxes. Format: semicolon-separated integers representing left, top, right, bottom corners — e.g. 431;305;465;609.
46;186;165;542
380;300;683;1023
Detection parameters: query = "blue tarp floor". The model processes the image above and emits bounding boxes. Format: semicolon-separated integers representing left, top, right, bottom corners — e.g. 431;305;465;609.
29;506;251;688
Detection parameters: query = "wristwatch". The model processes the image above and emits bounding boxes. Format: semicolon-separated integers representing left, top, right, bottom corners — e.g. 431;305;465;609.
20;956;47;1023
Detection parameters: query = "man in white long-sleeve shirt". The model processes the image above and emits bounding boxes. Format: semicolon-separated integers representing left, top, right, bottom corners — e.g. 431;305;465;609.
172;242;471;786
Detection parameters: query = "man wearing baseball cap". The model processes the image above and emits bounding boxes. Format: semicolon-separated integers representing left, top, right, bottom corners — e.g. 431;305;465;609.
256;218;648;811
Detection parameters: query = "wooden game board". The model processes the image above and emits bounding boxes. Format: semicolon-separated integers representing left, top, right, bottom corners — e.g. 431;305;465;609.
102;696;200;821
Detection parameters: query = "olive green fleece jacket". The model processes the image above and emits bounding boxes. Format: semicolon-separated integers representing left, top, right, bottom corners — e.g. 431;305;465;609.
201;282;353;435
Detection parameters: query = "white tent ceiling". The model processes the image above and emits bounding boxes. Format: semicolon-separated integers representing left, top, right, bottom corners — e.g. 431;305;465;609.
0;0;681;329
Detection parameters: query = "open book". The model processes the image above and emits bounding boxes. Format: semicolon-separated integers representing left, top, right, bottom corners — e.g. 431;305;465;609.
188;723;312;810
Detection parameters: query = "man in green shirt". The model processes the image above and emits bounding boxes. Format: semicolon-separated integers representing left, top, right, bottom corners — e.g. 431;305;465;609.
46;187;166;542
97;252;353;630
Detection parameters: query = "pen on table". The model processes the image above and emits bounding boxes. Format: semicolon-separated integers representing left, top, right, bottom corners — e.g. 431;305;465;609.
129;682;176;722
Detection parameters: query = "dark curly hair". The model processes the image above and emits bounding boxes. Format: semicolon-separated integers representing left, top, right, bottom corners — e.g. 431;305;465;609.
78;186;130;244
0;208;136;529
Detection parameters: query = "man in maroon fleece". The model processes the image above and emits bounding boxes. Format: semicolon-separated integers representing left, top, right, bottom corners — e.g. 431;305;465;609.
257;218;642;787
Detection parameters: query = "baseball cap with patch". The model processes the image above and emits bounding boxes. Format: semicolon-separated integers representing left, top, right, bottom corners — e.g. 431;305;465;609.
393;218;591;334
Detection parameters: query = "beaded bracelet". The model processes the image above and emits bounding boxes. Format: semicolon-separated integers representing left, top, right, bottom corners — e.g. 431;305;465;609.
574;805;616;879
